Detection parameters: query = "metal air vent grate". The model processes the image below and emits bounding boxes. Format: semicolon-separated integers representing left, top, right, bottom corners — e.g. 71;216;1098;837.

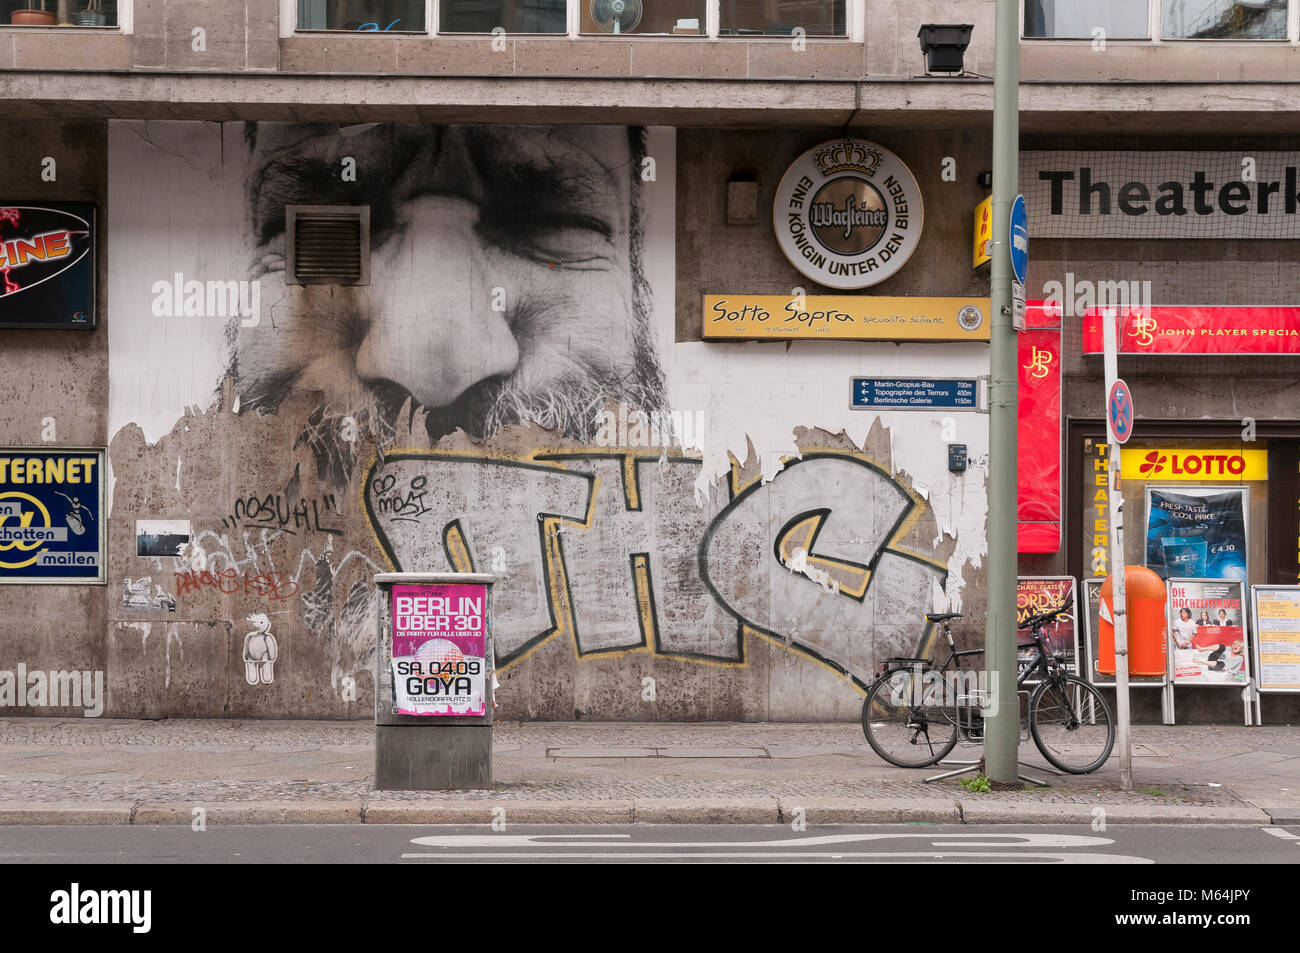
286;206;370;285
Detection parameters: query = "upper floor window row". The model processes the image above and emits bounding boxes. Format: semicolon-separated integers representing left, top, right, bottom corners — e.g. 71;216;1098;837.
3;0;119;27
295;0;847;36
1025;0;1297;41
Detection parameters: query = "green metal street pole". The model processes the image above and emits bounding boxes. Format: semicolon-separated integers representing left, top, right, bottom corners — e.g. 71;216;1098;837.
984;0;1021;785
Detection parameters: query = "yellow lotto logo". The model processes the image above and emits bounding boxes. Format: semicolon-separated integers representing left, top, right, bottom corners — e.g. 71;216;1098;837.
1121;449;1267;482
0;491;52;569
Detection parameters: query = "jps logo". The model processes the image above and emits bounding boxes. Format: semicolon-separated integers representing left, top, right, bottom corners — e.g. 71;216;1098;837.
1129;314;1158;347
1022;345;1053;380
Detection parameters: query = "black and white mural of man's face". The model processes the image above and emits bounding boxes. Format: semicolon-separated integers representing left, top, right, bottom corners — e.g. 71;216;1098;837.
234;124;666;467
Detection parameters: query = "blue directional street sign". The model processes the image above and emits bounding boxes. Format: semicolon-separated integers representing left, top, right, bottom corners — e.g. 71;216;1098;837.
852;377;980;411
1010;194;1029;286
1107;378;1135;444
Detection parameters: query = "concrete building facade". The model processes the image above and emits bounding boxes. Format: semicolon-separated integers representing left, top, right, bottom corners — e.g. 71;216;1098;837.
3;0;1300;724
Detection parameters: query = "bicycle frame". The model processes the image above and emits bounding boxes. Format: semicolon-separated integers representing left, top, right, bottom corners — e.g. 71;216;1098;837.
877;616;1073;744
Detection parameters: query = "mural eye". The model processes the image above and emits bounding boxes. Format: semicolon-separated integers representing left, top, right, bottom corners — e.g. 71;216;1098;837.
478;210;614;268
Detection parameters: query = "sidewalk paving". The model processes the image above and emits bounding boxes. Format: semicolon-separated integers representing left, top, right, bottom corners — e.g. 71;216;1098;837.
0;719;1296;825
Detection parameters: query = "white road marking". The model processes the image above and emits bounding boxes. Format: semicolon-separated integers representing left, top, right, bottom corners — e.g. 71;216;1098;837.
409;832;1115;850
1262;826;1299;840
401;850;1151;864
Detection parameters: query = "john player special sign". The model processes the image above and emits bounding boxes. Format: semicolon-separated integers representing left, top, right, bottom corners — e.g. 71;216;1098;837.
774;139;924;290
0;203;96;328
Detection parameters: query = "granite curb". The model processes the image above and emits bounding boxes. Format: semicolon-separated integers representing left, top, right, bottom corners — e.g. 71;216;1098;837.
0;798;1281;825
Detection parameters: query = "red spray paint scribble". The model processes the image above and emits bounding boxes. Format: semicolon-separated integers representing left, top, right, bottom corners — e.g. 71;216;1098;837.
0;208;20;294
173;569;300;602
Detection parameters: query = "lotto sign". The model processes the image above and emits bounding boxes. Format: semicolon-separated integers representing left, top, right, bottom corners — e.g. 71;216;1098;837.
0;449;106;584
391;583;487;716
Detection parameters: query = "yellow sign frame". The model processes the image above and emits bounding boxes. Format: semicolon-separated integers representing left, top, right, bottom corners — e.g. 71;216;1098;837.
702;295;991;342
973;195;993;268
1119;448;1268;482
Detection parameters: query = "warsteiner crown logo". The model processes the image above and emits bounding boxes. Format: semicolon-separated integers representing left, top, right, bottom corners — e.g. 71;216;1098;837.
774;138;924;291
814;141;883;177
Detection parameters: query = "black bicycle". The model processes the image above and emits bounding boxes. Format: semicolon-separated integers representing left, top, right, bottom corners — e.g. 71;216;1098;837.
860;597;1116;774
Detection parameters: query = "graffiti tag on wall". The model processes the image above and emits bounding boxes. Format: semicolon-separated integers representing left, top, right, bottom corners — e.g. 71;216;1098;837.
363;449;945;688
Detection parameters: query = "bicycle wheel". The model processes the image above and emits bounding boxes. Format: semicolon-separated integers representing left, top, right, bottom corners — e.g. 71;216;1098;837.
861;666;959;768
1028;674;1115;774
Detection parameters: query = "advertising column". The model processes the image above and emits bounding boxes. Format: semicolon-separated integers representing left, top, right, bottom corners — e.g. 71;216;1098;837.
373;572;495;790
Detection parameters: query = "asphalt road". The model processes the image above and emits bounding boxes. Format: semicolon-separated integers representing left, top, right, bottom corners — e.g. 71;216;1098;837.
0;823;1297;864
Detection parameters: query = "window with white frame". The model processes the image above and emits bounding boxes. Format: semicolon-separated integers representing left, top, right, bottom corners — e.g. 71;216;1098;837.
1023;1;1151;38
718;0;845;36
297;0;426;31
579;0;707;35
1163;0;1287;39
444;0;565;34
292;0;848;35
3;0;119;27
1025;0;1294;39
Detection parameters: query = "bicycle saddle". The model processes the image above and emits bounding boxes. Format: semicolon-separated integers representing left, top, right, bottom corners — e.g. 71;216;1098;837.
925;612;962;623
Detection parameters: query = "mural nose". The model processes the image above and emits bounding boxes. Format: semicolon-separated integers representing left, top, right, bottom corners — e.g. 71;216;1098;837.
355;196;520;410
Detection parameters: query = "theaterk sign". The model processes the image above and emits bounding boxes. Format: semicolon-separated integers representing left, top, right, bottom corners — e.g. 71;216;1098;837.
774;139;924;290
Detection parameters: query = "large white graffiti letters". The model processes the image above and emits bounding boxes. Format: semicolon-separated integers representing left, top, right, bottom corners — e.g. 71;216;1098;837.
364;451;944;684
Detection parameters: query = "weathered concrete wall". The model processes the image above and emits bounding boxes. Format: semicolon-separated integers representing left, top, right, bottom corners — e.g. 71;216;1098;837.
0;122;110;717
80;120;991;721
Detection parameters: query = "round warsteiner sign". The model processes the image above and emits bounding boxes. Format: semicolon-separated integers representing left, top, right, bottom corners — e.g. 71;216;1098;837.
773;139;924;290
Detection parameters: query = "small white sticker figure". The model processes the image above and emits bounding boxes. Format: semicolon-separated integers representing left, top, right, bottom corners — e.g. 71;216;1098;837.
243;613;278;685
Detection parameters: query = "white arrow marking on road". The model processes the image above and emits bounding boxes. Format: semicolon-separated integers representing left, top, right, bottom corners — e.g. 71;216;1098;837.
409;832;1115;849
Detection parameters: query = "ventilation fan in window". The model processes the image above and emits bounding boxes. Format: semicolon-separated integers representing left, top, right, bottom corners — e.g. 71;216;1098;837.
590;0;642;33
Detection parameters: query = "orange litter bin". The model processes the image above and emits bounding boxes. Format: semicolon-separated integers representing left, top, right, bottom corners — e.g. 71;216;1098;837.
1097;565;1167;677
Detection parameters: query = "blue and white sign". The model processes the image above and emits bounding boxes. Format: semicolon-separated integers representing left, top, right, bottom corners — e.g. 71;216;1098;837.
1107;379;1135;444
1010;194;1029;286
852;377;979;411
0;448;106;584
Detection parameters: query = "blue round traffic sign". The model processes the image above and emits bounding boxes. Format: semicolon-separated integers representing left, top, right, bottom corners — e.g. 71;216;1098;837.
1107;379;1135;444
1010;194;1028;285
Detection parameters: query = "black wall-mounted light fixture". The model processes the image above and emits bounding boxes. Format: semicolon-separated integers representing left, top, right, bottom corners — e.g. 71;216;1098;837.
918;24;974;74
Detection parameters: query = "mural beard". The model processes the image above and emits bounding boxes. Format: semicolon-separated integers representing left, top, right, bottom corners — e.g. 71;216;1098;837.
230;122;668;485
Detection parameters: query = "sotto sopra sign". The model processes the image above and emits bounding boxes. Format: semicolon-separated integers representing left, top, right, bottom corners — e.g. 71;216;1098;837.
774;139;924;290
